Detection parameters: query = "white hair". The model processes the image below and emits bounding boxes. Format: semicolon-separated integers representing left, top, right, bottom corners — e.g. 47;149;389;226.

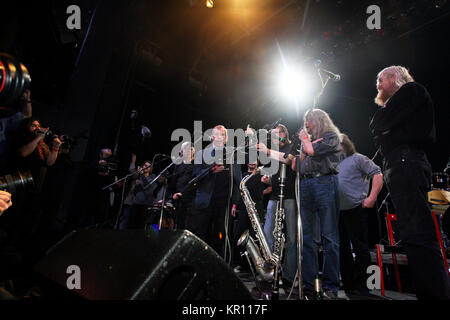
378;65;414;88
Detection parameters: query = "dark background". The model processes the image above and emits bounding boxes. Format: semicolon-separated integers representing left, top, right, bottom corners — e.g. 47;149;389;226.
1;0;449;240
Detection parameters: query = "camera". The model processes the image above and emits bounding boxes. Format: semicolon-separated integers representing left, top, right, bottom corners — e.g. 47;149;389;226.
0;171;34;194
0;53;31;107
98;159;119;175
60;135;76;151
43;129;77;151
42;129;56;145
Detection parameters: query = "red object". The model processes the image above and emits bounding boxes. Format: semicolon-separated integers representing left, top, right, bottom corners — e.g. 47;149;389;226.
431;210;450;276
0;60;6;93
376;244;385;296
386;213;403;293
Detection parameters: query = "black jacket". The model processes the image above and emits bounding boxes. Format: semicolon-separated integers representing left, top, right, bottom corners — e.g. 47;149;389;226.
369;82;435;158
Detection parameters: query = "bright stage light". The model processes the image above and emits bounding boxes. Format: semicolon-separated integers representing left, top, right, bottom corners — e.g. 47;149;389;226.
278;67;313;106
206;0;214;8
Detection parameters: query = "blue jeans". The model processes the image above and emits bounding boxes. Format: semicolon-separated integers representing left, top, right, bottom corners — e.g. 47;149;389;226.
300;174;340;293
263;199;298;283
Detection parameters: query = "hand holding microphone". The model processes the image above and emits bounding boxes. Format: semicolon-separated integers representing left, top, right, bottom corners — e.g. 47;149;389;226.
298;129;309;141
36;127;49;140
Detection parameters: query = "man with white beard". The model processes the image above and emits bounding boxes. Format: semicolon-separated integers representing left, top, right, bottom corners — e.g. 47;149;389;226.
370;66;450;299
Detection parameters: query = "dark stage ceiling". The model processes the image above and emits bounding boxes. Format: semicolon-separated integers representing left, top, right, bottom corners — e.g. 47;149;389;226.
1;0;449;169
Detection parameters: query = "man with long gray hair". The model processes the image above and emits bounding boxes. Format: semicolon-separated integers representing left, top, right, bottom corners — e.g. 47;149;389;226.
292;108;342;299
370;65;450;299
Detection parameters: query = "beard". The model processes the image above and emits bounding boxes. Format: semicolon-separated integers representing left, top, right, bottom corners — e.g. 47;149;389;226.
374;89;391;106
375;85;399;106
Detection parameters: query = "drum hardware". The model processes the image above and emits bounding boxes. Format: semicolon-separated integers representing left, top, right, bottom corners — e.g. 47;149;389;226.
146;202;176;231
431;172;449;191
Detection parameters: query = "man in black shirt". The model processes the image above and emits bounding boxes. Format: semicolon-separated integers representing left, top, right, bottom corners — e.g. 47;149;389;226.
170;142;196;230
370;66;450;300
190;125;241;259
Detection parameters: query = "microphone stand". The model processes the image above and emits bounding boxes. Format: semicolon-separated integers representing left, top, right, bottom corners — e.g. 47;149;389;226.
294;139;304;300
314;69;331;108
102;156;169;228
186;144;247;189
157;175;170;231
102;168;138;229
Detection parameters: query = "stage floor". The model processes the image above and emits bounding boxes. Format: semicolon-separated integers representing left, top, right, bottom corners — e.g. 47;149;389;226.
235;271;418;300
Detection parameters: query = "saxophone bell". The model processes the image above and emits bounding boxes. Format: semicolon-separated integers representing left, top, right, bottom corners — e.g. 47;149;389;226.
237;230;274;282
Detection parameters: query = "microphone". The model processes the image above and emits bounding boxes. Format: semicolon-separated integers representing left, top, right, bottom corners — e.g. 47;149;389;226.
156;153;172;159
141;125;152;139
283;127;303;159
319;69;341;81
263;118;282;131
284;136;300;159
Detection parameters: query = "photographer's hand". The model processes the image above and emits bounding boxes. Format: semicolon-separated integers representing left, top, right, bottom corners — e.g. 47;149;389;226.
0;191;12;216
52;136;62;150
46;135;62;166
36;127;49;140
17;127;49;158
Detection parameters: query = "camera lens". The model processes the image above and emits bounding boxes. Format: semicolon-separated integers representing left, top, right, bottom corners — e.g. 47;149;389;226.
0;53;32;106
0;171;34;194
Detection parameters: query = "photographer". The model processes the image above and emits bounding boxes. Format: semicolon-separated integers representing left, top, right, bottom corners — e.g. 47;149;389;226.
98;148;114;176
82;148;120;228
42;133;76;238
5;118;62;263
15;118;61;191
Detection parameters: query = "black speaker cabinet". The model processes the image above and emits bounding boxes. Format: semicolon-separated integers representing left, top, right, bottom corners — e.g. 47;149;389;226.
33;229;253;300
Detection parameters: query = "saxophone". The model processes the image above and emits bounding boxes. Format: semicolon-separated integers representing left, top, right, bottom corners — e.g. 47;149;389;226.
237;166;279;282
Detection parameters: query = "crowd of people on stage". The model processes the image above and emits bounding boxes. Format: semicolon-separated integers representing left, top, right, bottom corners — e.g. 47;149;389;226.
0;66;449;300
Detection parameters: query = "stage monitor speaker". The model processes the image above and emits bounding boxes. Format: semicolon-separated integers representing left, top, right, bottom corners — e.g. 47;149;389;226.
33;229;253;300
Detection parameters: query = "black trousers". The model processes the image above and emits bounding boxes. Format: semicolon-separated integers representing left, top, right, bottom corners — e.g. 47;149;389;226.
129;204;148;229
384;147;450;300
187;198;228;258
339;205;371;293
174;198;194;230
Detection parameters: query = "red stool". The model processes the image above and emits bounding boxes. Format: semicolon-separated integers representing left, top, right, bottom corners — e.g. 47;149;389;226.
376;213;403;297
377;210;450;297
431;210;450;276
